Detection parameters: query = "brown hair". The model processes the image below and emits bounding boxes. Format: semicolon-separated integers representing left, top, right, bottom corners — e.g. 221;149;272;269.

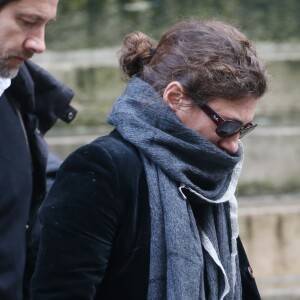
119;20;268;103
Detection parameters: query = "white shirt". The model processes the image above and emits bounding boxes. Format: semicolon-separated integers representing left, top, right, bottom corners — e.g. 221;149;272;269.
0;77;11;97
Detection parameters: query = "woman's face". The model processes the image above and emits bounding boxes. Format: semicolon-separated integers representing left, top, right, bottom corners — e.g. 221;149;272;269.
163;81;258;154
163;82;258;154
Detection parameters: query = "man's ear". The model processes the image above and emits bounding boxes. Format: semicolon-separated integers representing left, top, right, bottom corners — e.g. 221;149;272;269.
163;81;185;112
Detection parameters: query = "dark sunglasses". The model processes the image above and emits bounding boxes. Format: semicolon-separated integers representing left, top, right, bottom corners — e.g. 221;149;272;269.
199;103;257;138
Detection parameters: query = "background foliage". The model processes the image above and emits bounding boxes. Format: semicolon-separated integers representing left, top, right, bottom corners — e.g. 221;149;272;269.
47;0;300;50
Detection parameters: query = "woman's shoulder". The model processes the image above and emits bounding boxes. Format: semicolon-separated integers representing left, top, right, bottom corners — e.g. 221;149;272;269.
91;130;139;159
42;129;144;223
63;129;143;178
86;129;140;164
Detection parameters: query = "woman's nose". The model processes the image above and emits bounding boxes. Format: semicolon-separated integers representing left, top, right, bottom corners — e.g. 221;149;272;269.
218;134;240;154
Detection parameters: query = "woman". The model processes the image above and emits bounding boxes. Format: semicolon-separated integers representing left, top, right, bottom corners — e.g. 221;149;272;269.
31;20;268;299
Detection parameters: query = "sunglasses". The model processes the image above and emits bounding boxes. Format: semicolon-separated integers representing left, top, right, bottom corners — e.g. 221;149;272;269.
199;103;257;139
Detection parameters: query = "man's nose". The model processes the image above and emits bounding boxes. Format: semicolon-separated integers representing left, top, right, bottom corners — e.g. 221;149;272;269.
23;29;46;54
218;134;240;154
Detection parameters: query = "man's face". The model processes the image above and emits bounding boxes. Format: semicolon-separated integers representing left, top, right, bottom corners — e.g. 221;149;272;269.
0;0;58;78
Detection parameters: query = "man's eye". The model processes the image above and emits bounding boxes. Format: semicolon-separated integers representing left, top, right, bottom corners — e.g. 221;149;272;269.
20;19;36;27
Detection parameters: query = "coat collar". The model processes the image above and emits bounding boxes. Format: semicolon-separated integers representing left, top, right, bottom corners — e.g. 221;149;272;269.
7;60;77;133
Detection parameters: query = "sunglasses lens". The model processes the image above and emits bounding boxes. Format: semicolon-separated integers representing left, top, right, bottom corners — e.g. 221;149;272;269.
216;121;242;137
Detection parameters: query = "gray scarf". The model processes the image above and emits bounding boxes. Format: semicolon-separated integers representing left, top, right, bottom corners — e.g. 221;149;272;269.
108;77;243;299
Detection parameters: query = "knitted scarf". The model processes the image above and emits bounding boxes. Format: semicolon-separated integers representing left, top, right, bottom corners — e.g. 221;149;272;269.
107;77;244;299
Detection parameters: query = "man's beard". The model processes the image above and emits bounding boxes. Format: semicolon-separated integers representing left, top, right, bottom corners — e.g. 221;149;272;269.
0;50;30;79
0;58;19;79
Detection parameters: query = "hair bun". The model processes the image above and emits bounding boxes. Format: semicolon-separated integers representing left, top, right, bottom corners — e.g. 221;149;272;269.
119;31;157;79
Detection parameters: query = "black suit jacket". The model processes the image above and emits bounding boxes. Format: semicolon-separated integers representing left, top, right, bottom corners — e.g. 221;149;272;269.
0;60;76;300
31;130;261;299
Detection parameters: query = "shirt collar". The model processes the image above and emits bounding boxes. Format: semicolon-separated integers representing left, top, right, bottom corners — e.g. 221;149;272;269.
0;77;11;97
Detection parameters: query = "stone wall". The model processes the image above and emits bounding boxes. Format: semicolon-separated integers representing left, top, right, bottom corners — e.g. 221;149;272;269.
239;194;300;299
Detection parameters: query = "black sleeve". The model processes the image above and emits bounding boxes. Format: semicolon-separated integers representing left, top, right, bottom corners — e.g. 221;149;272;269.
237;236;261;300
31;142;124;299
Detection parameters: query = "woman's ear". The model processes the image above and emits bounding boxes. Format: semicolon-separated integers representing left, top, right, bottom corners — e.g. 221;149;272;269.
163;81;185;112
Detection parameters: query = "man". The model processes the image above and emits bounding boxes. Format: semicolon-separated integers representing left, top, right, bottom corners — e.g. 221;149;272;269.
0;0;77;299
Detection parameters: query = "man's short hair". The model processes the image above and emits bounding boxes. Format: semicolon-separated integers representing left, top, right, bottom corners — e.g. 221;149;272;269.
0;0;20;9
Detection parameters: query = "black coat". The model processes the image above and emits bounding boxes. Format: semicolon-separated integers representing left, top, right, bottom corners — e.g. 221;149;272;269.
31;130;260;300
0;60;76;300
